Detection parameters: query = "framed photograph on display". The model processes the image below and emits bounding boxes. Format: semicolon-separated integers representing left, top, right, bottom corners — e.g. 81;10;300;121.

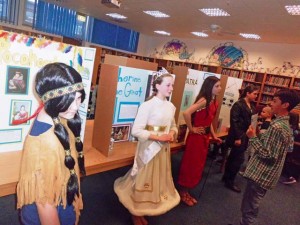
5;66;30;95
112;124;131;142
117;102;139;123
180;91;193;111
9;100;32;125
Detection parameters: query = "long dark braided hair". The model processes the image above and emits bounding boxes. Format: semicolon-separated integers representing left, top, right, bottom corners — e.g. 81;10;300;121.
35;62;86;205
192;76;220;122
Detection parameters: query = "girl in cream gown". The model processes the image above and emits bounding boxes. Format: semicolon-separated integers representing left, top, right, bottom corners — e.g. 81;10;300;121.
114;74;180;225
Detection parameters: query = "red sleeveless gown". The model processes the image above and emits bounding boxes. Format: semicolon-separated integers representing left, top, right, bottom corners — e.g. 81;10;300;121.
178;101;218;188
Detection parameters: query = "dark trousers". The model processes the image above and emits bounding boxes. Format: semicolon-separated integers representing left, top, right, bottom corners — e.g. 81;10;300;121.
223;139;248;185
282;151;300;180
240;179;267;225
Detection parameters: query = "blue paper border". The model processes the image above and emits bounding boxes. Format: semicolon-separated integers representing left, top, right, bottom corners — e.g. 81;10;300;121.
117;101;140;122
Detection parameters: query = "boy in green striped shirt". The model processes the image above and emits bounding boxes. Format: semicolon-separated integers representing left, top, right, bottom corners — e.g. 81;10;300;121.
240;89;300;225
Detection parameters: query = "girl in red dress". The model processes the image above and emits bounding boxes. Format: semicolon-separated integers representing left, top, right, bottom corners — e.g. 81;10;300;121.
178;76;222;206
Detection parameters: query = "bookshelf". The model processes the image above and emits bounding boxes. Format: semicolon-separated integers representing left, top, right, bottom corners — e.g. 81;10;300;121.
221;68;240;78
259;73;292;105
290;77;300;113
200;65;220;73
183;62;200;70
89;46;300;111
291;77;300;90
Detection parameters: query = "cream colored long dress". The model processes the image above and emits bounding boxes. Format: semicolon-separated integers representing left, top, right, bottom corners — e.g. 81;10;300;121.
114;96;180;216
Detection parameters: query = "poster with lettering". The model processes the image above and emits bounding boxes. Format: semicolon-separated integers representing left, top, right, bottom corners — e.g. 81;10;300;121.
114;66;152;125
0;30;95;153
178;69;220;125
217;76;243;132
112;67;177;142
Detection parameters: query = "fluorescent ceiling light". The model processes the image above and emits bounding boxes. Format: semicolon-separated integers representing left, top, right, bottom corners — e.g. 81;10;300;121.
239;33;261;40
77;15;86;22
154;31;171;36
106;13;127;19
191;32;208;37
199;8;230;17
285;5;300;15
143;11;170;18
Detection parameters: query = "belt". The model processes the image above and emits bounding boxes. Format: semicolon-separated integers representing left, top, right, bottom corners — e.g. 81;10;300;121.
193;126;210;135
145;125;167;132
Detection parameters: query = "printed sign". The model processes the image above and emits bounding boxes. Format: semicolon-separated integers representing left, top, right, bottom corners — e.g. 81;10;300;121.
0;30;95;152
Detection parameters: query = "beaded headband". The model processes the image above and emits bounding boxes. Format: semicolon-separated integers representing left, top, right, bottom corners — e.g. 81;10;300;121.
41;82;84;103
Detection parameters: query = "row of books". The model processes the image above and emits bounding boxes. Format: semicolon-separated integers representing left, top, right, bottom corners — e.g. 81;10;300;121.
265;75;291;87
240;72;257;81
292;81;300;89
260;95;273;104
221;69;240;78
262;86;282;95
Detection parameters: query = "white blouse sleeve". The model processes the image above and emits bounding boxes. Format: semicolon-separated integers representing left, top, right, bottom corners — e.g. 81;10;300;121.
170;117;178;135
131;102;151;142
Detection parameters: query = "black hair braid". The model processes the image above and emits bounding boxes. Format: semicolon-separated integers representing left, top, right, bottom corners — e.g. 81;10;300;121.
53;121;79;205
35;63;85;206
67;113;86;177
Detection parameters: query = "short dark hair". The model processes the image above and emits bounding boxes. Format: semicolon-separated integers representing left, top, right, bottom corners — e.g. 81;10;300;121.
274;89;300;111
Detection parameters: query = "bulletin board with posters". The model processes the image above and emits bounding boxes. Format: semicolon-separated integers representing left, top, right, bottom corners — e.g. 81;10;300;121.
112;66;175;142
177;69;243;141
177;69;221;141
92;63;183;156
0;30;95;153
217;76;243;132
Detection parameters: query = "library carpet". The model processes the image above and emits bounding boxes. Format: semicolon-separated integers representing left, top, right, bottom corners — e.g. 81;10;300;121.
0;150;299;225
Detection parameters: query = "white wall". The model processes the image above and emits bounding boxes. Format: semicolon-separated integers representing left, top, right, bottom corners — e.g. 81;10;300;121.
137;35;300;74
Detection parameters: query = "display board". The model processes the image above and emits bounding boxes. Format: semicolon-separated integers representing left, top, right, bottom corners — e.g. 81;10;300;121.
112;66;175;142
0;30;95;153
177;69;242;141
178;69;221;125
217;76;243;132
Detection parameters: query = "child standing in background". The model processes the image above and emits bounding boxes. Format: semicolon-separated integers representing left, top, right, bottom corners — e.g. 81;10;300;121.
257;106;273;134
240;106;274;175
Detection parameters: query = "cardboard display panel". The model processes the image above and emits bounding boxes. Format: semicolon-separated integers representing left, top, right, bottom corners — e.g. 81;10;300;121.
104;54;158;71
0;30;95;196
92;64;119;156
93;65;164;156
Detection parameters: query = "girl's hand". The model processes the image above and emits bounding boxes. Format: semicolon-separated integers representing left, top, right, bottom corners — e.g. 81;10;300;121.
246;125;256;138
213;137;223;144
158;134;174;142
191;126;205;134
234;139;242;146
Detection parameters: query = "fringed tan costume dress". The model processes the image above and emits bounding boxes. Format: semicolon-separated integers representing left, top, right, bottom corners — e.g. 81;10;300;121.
114;96;180;216
17;118;83;224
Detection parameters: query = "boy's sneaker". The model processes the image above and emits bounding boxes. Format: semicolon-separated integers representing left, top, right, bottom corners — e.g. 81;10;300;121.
281;177;297;185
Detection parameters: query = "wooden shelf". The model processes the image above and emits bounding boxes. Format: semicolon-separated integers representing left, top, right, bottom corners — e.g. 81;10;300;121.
88;46;300;110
